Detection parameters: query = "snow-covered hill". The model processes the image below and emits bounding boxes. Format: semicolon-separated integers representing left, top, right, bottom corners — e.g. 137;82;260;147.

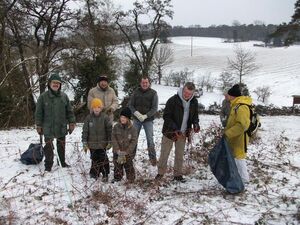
0;37;300;225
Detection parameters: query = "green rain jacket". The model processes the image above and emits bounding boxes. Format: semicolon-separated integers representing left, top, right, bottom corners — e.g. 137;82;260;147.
35;90;75;139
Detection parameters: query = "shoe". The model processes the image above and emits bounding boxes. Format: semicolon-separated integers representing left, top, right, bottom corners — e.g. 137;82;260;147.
173;175;186;183
111;178;121;183
90;173;98;179
155;174;163;180
102;177;109;183
61;162;70;168
150;158;157;166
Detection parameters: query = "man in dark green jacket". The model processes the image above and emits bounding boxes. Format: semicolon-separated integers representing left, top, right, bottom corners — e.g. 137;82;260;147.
128;76;158;166
35;73;76;172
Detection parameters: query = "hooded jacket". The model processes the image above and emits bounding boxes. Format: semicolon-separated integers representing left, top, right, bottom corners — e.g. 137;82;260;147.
224;96;252;159
35;89;75;139
162;89;199;140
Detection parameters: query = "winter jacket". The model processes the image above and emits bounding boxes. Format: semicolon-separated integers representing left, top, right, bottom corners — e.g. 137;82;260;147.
224;96;252;159
35;90;75;139
82;112;112;149
128;87;158;121
162;93;199;140
87;85;118;119
112;121;138;156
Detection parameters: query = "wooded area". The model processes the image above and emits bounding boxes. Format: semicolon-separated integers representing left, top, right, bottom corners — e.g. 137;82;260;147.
0;0;299;128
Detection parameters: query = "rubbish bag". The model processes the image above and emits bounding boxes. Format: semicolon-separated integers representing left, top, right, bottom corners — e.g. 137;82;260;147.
20;135;44;165
208;136;244;194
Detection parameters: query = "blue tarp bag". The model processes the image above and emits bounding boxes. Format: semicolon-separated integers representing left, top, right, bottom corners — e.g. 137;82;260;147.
20;136;44;165
208;136;244;194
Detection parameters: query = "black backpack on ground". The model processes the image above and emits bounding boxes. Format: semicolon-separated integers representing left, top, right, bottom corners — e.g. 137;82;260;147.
20;135;44;165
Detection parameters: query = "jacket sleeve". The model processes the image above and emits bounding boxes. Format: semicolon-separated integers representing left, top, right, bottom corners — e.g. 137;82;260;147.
82;116;90;144
225;105;250;139
127;127;138;155
163;97;178;131
112;125;121;152
105;116;112;142
110;88;119;111
128;91;137;113
191;98;199;125
87;89;94;110
146;91;158;118
35;95;44;127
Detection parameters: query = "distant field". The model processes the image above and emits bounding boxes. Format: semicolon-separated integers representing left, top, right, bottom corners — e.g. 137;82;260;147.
164;37;300;107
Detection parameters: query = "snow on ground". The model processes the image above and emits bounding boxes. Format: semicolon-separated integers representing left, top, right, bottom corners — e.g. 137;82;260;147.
1;37;300;224
164;37;300;107
0;115;299;224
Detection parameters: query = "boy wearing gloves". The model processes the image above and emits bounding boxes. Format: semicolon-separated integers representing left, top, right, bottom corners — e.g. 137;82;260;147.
82;98;112;181
112;107;138;183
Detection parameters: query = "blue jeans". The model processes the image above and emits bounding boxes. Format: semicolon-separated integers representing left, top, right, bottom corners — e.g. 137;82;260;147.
133;119;156;160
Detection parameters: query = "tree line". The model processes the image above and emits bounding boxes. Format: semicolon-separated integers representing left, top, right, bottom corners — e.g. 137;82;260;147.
0;0;172;127
0;0;299;128
169;23;278;42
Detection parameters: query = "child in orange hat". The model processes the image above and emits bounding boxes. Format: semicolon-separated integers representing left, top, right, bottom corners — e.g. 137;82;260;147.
82;98;112;181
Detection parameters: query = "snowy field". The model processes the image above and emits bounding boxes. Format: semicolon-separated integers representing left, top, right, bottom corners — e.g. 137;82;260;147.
160;37;300;107
0;115;299;224
0;37;300;224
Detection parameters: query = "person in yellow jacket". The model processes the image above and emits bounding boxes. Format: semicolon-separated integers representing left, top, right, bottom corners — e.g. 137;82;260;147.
224;84;251;184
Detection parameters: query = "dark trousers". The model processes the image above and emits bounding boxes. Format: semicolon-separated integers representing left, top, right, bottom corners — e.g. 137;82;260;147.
90;149;110;178
113;153;135;181
44;137;66;170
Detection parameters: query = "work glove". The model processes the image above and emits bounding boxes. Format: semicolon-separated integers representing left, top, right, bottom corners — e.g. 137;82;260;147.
133;111;144;122
139;114;147;122
193;124;200;133
68;123;76;134
117;151;127;164
36;126;43;135
82;143;89;153
106;143;112;150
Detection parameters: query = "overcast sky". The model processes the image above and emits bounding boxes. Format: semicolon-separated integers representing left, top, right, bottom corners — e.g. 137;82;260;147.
113;0;296;27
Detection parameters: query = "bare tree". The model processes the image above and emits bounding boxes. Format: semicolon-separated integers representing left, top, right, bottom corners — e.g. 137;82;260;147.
254;86;271;103
227;45;259;84
18;0;76;94
0;0;18;78
115;0;173;77
152;43;173;84
219;70;236;92
170;68;193;87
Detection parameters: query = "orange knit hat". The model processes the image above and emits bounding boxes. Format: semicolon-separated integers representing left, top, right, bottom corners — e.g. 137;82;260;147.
91;98;103;109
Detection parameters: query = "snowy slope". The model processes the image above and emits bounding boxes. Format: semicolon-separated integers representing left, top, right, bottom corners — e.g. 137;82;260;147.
0;37;300;225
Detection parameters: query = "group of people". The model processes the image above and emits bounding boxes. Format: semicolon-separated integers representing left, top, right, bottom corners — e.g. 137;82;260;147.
35;72;252;186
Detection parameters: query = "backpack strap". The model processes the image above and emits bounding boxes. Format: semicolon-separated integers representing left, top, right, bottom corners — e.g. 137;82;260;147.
234;103;251;153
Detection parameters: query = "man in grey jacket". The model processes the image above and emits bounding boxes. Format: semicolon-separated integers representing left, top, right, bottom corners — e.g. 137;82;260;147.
128;77;158;166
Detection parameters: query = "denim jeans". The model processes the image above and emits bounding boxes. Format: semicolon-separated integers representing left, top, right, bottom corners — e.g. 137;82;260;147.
133;119;156;160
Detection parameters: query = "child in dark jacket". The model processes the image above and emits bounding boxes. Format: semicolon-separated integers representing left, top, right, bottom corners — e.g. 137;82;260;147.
112;107;138;183
82;98;112;182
